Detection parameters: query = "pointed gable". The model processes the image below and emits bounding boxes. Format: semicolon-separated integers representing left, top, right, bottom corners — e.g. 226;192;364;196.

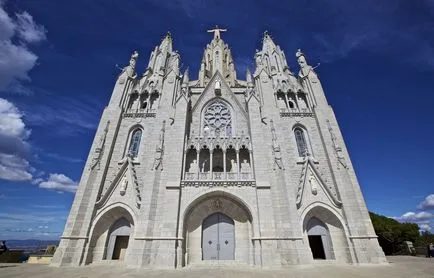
296;156;342;209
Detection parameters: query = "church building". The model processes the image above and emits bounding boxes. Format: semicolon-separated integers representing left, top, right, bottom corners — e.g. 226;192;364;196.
52;28;386;268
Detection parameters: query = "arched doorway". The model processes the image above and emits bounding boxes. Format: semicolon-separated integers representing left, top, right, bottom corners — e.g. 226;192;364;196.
106;218;131;260
303;205;352;263
183;194;252;266
85;206;135;264
202;212;235;260
306;217;333;260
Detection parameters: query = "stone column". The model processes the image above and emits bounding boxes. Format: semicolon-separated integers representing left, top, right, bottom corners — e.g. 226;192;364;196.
294;93;300;110
210;149;213;180
249;150;254;179
284;92;290;111
182;150;187;179
223;149;227;179
236;149;240;180
196;148;200;179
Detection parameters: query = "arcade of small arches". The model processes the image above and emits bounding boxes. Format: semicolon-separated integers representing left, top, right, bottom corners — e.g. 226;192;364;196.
275;90;311;112
125;85;160;112
85;200;352;265
184;142;253;181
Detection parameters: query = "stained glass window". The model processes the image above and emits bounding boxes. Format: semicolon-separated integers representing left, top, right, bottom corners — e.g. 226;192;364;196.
129;129;142;157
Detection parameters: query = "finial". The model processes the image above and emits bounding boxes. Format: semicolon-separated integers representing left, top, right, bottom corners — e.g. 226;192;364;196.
246;68;252;83
131;50;139;60
166;31;171;38
182;68;189;84
296;49;304;58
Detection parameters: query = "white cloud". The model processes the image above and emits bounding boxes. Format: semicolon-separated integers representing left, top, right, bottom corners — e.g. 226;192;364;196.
396;211;434;222
0;98;30;138
0;98;32;181
0;2;46;92
419;223;431;232
38;173;78;193
0;153;32;181
417;194;434;210
15;11;47;43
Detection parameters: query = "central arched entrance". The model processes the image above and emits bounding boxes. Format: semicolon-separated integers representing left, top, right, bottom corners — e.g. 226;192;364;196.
182;192;253;266
202;212;235;260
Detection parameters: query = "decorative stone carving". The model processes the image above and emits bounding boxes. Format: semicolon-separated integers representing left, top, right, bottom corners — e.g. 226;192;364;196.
213;198;223;209
119;51;139;84
119;175;127;196
203;101;232;137
297;95;308;110
240;159;251;173
152;120;166;170
207;25;227;40
230;159;238;173
90;120;110;171
277;96;287;110
270;119;284;170
296;49;319;82
308;173;318;195
296;156;342;209
188;159;198;173
327;120;348;169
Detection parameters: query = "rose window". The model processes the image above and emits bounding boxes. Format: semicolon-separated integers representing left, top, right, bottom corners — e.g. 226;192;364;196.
203;101;232;137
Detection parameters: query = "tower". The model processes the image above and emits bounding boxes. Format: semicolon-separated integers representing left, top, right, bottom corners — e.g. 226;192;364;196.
52;28;386;268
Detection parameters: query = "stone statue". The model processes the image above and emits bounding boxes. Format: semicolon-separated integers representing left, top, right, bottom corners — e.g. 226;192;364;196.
120;175;128;195
152;121;165;170
270;120;284;170
308;173;318;195
188;159;198;173
90;120;110;170
255;52;262;67
240;159;251;173
230;159;238;173
132;96;140;110
207;25;227;40
277;96;287;110
297;95;308;110
296;49;312;76
124;51;139;78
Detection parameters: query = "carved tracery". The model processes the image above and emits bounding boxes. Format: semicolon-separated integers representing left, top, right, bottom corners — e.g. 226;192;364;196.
203;101;232;137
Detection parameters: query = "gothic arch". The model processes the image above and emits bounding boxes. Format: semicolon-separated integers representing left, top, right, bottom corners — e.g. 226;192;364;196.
85;203;136;264
122;124;144;158
292;124;314;157
301;202;352;263
182;190;254;266
200;97;235;137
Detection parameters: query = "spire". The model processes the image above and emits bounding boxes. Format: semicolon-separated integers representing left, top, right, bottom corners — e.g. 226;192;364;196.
198;26;237;87
160;31;173;53
246;68;253;85
262;31;277;52
182;68;189;86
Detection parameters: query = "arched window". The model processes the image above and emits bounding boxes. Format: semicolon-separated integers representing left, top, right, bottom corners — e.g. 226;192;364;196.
203;101;232;137
128;129;142;157
294;127;308;156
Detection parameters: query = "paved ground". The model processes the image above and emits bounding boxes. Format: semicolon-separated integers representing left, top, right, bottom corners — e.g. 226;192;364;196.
0;256;433;278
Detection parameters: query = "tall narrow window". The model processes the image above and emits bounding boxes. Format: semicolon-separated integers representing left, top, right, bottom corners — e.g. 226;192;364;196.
294;128;308;156
128;129;142;157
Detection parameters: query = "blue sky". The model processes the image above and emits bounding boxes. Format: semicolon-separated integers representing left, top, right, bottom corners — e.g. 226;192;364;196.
0;0;433;240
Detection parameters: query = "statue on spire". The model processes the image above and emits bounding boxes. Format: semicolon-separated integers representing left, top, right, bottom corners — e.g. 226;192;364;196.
207;25;227;40
296;49;319;78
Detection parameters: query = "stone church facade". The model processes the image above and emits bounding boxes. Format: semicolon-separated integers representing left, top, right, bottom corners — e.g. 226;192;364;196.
52;28;386;268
